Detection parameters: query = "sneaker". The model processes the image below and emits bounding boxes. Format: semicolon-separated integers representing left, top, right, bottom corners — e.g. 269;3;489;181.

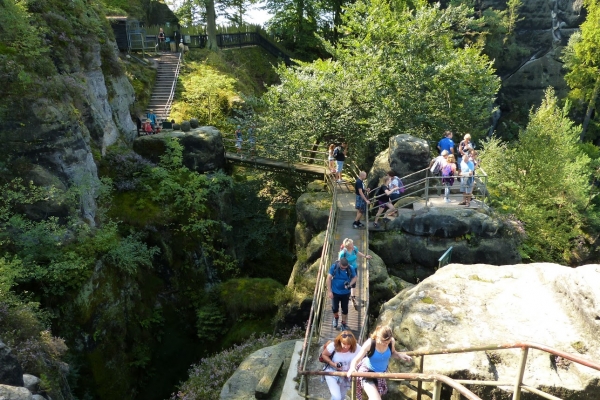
357;222;365;227
333;318;339;329
352;222;359;229
445;198;452;203
340;323;349;331
373;222;379;228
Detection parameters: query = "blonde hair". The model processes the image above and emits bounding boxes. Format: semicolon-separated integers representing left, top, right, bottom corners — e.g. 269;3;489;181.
329;144;335;151
343;238;354;247
464;133;471;140
370;325;393;342
334;330;358;352
447;154;455;163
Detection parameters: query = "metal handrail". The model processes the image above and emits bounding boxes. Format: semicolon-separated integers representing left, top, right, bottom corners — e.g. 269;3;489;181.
161;52;182;121
299;341;600;400
222;134;328;165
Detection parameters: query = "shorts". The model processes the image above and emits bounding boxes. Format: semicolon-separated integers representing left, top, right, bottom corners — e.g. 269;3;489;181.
337;161;344;173
235;139;242;149
460;177;474;193
355;195;366;213
390;192;400;202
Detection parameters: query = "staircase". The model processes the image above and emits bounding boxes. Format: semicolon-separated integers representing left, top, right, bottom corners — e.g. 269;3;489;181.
146;52;181;122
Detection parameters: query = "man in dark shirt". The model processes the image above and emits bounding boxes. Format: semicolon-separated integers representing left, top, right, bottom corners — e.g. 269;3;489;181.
353;171;370;228
334;143;346;183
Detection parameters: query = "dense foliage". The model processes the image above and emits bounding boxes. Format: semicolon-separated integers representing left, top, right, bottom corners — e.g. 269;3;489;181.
257;1;500;164
480;89;596;263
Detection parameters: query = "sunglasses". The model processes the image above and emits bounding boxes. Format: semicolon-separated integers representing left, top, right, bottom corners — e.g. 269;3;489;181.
341;333;353;338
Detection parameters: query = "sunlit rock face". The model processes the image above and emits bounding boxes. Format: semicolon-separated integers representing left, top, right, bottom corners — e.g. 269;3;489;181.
379;263;600;399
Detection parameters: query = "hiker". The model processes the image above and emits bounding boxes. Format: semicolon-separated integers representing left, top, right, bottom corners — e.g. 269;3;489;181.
158;28;166;51
442;154;457;203
339;238;372;308
235;125;243;156
459;150;476;206
353;171;370;229
372;176;396;228
458;133;473;166
437;130;455;155
326;257;356;332
387;171;404;205
320;330;362;400
143;119;153;135
147;110;157;131
347;325;412;400
334;143;346;183
328;144;337;174
429;150;449;196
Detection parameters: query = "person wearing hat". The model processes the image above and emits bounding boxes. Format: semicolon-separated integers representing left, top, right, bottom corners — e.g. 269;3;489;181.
147;110;157;132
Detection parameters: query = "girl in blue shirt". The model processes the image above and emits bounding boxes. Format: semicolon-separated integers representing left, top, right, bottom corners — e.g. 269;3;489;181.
347;325;412;400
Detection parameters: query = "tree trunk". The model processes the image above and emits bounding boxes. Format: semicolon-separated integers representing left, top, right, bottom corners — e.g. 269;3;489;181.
206;0;218;51
581;73;600;142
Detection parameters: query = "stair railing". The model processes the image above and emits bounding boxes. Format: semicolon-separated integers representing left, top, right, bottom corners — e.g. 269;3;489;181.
161;52;182;121
299;341;600;400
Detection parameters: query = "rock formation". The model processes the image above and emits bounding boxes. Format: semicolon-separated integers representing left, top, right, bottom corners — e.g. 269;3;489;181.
0;340;24;387
378;263;600;398
368;134;430;190
132;127;226;173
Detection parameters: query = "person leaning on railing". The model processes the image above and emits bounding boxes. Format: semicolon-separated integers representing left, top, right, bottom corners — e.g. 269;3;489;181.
347;325;412;400
320;331;362;400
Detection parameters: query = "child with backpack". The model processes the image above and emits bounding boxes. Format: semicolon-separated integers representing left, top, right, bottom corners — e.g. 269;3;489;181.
347;325;413;400
320;331;362;400
442;154;457;202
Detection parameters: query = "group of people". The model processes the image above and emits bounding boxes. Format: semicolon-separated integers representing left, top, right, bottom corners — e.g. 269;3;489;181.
234;124;257;158
327;143;348;183
434;131;480;206
136;110;161;136
326;240;408;399
320;325;412;400
352;170;404;229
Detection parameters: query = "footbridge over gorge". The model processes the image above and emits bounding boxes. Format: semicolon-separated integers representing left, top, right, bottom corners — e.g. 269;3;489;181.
221;135;600;400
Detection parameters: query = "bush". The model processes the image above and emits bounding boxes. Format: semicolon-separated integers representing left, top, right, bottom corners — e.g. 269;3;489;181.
218;278;283;319
189;118;199;128
170;327;303;400
173;123;180;130
181;121;191;132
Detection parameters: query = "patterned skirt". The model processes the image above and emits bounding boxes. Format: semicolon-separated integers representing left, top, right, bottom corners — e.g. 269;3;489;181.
355;361;387;400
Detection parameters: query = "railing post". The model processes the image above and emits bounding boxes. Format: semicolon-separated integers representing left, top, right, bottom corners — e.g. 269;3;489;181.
424;174;430;207
417;355;424;400
432;380;442;400
351;376;356;400
512;347;528;400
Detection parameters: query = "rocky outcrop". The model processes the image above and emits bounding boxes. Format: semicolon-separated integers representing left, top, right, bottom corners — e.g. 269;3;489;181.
294;192;331;248
368;134;430;190
0;385;33;400
370;208;521;281
132;127;226;173
22;375;40;395
219;340;297;399
378;263;600;399
0;39;136;225
0;341;23;387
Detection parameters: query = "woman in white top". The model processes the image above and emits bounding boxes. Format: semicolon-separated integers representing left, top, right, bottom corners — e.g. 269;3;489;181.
320;330;362;400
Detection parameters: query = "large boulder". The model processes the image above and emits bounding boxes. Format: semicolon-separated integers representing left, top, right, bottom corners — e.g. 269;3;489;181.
220;340;297;399
0;385;32;400
132;127;226;173
0;341;24;387
378;263;600;399
368;134;430;189
22;375;40;394
294;192;331;247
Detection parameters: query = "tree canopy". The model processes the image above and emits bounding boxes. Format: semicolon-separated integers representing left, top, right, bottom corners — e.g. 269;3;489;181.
257;1;500;163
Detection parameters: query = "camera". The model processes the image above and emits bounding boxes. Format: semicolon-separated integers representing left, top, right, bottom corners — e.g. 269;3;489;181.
336;362;342;369
344;281;350;289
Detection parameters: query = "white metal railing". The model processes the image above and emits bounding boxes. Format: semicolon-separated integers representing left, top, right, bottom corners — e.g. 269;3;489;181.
161;52;182;121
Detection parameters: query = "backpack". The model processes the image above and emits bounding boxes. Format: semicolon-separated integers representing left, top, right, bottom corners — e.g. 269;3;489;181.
430;157;443;175
366;339;393;358
442;164;453;177
332;260;352;280
319;340;335;365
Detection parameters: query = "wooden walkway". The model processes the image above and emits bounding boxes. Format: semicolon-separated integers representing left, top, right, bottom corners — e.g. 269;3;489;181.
225;152;326;176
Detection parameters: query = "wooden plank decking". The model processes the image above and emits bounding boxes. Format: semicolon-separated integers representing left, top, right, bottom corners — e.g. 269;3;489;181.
225;152;326;176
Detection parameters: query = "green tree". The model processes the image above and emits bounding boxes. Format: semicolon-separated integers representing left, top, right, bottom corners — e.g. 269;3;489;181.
480;89;593;263
258;1;500;162
562;0;600;142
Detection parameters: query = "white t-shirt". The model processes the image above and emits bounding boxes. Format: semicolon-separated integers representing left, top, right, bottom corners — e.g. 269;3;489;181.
325;342;362;371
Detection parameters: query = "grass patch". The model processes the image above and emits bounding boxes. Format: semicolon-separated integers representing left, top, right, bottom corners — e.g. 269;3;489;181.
468;274;493;283
421;296;434;304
